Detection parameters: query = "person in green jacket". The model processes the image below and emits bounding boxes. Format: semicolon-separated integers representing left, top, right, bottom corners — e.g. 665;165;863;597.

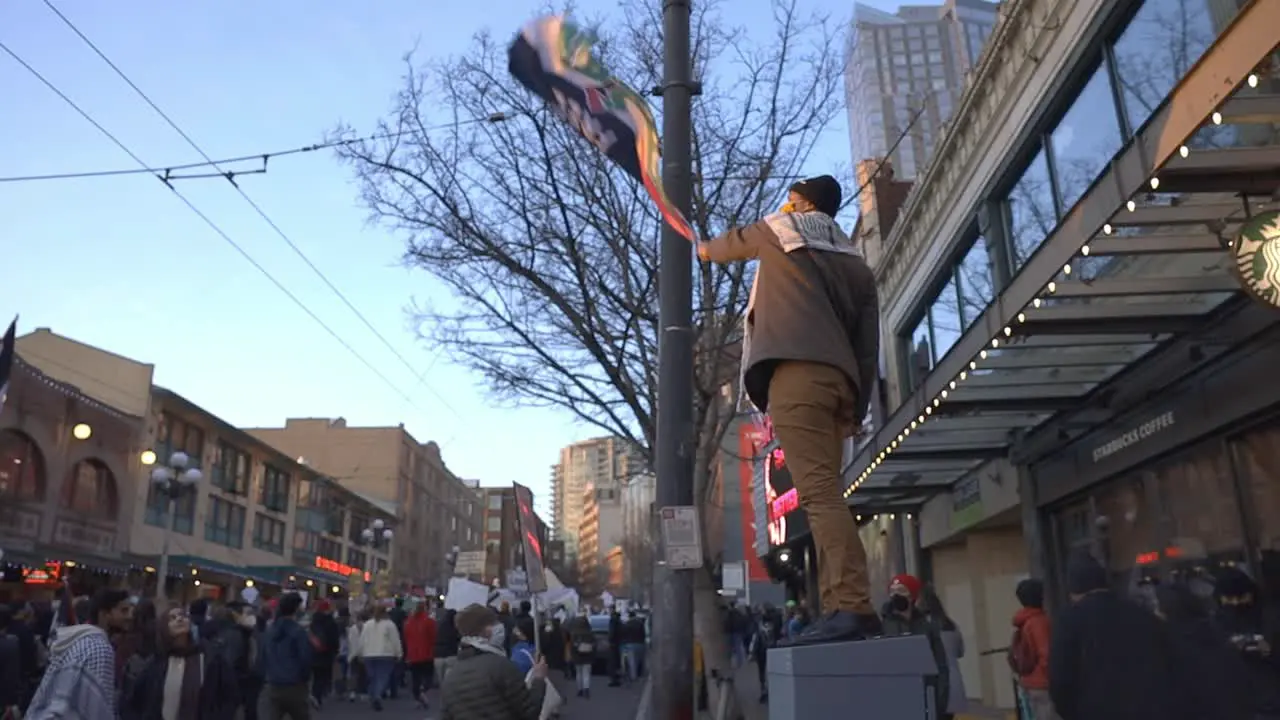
440;604;547;720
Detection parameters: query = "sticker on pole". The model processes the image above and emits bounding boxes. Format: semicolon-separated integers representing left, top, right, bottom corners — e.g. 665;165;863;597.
659;506;703;570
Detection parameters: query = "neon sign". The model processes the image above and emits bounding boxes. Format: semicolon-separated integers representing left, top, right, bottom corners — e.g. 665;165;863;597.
22;561;63;585
770;488;799;517
315;556;360;577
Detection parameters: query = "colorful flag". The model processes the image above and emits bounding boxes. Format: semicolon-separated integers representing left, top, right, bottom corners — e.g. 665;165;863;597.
508;15;696;242
0;317;15;416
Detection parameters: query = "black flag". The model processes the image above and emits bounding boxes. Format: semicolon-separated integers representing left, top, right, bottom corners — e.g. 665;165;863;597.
0;317;15;416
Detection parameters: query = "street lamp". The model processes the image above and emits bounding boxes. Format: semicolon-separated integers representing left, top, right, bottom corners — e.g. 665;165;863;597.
150;450;202;603
361;518;394;549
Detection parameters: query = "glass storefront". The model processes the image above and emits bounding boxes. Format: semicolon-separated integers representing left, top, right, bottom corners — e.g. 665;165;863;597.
1049;415;1280;605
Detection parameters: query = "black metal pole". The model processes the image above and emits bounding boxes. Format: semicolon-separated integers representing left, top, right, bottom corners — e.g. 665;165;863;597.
652;0;696;717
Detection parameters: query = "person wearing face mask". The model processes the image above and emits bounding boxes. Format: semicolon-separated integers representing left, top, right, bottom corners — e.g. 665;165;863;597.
880;574;951;720
1212;568;1280;718
563;607;596;698
359;605;403;712
440;604;547;720
225;602;263;720
126;605;240;720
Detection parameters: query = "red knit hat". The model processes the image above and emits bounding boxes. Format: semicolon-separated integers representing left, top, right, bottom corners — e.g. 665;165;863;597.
890;574;922;602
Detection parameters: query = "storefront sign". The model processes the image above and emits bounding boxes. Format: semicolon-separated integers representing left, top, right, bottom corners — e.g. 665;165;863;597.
1233;209;1280;308
1091;411;1176;463
315;555;360;577
0;507;40;540
53;518;117;556
23;561;63;585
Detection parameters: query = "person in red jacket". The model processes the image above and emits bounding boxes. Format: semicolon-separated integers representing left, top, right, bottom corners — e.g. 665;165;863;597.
1010;579;1055;720
404;600;439;709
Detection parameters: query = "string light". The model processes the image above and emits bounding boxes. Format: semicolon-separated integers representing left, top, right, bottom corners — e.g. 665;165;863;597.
846;84;1248;501
1247;73;1258;88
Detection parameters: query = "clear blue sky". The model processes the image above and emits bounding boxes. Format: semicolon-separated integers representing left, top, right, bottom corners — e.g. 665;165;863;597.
0;0;895;518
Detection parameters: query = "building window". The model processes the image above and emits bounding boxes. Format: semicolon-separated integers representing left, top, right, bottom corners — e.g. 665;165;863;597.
253;513;287;555
260;465;291;513
347;547;368;569
145;484;196;535
1048;61;1123;213
487;516;502;532
1111;0;1223;137
349;513;369;543
0;430;47;502
211;442;250;495
488;494;503;510
1003;147;1056;271
156;413;204;466
205;496;246;549
62;459;117;520
956;235;995;326
1233;422;1280;605
1050;440;1245;595
317;537;343;562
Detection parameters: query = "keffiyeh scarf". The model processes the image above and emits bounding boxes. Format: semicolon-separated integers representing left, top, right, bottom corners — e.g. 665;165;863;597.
740;212;860;412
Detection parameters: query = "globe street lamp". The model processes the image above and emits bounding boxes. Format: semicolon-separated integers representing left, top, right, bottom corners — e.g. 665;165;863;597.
361;518;394;549
150;451;202;603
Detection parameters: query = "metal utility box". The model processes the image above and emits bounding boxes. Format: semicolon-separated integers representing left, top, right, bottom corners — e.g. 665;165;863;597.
767;634;939;719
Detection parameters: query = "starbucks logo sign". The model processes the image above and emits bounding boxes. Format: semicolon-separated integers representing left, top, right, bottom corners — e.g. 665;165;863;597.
1234;209;1280;308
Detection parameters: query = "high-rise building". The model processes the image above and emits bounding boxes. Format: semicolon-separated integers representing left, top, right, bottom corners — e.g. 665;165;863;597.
246;419;483;591
844;0;998;179
549;437;640;567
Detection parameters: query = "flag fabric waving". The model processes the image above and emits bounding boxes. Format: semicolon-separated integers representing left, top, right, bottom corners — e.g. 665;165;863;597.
0;317;15;416
508;15;696;242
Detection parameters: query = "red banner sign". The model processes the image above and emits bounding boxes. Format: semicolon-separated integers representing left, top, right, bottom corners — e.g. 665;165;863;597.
738;423;770;582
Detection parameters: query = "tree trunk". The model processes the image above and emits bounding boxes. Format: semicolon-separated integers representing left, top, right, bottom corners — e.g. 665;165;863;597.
694;567;742;719
693;453;743;719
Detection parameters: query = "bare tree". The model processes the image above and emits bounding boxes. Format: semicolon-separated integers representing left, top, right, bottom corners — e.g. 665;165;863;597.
334;0;843;713
619;529;657;603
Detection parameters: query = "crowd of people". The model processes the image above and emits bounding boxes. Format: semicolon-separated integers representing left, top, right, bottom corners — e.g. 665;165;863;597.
731;549;1280;720
0;588;649;720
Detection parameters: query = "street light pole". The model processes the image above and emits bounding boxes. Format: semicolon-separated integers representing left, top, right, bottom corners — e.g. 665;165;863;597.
148;451;202;605
362;519;394;599
654;0;697;717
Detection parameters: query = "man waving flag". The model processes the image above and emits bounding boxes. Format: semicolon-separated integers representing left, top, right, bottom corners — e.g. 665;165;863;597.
0;317;15;416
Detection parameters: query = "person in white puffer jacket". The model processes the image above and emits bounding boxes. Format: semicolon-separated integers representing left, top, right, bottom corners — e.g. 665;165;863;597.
358;606;403;711
345;611;366;702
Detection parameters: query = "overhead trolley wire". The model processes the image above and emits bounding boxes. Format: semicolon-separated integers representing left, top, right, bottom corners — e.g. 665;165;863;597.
0;39;434;416
40;0;470;418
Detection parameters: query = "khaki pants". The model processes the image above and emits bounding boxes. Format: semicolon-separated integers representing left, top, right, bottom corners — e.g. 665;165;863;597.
768;360;873;615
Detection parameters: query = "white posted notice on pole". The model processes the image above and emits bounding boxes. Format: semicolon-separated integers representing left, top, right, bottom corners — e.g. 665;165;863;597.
659;505;704;570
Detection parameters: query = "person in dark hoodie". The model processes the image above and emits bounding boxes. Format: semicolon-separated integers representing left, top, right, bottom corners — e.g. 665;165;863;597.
307;600;341;709
433;608;461;688
1152;584;1252;720
698;175;882;645
0;606;24;718
1048;549;1179;720
1212;568;1280;718
258;593;313;720
225;602;263;720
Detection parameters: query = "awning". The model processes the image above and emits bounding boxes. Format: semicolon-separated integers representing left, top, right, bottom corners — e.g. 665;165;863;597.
166;555;280;585
844;0;1280;503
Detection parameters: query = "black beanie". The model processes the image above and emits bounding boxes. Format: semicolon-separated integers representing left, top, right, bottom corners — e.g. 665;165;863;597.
1065;549;1108;595
789;175;842;217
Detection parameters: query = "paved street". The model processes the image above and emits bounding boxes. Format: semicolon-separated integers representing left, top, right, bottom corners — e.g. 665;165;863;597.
316;675;645;719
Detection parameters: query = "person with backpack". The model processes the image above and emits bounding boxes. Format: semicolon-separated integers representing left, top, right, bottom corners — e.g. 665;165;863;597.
1009;579;1055;720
